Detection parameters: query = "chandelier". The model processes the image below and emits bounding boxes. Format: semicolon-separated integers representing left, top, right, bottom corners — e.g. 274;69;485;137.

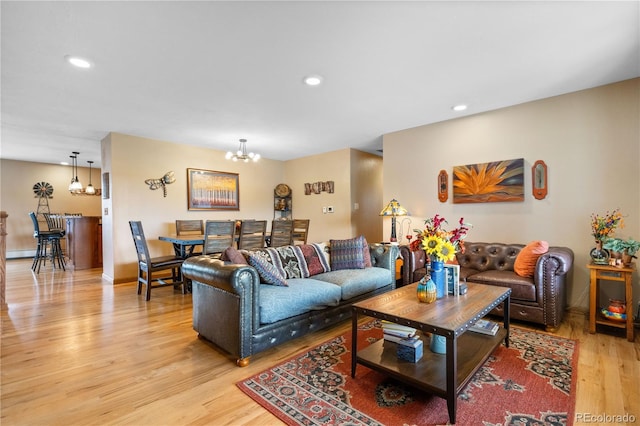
225;139;260;162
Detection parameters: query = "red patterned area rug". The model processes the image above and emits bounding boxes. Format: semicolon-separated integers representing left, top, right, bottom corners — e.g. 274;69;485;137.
237;321;578;426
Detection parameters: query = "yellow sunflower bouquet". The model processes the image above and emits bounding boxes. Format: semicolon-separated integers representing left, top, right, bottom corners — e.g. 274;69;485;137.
410;214;472;262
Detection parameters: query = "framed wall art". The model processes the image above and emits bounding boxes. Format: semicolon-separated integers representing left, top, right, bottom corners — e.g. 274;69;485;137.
187;168;239;210
452;158;524;204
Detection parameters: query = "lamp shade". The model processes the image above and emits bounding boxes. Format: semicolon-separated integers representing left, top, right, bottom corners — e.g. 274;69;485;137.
379;199;408;217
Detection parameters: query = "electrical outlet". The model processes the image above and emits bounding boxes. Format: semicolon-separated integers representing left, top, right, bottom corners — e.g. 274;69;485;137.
327;206;334;213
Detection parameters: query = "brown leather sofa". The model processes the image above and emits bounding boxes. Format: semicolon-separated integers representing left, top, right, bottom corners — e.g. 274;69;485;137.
399;242;574;331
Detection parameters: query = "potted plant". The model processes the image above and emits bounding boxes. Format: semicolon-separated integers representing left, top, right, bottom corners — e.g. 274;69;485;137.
603;238;625;259
621;238;640;264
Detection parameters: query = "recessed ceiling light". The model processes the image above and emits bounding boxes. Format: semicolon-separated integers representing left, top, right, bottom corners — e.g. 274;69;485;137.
303;75;323;86
452;104;468;112
65;55;92;69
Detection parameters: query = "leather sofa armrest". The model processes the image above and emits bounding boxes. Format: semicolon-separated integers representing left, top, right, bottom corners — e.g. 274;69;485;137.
399;245;427;286
370;243;400;288
538;247;574;276
534;246;574;329
182;255;260;296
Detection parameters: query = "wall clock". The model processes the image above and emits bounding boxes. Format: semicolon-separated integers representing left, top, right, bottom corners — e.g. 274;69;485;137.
275;183;291;197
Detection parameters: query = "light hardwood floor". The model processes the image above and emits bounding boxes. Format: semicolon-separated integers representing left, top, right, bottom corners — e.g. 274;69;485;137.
1;258;638;425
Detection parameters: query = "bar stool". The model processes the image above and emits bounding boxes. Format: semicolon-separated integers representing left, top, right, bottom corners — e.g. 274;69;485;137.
29;212;65;273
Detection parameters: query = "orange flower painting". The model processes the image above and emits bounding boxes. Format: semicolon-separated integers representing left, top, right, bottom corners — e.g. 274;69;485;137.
453;158;524;203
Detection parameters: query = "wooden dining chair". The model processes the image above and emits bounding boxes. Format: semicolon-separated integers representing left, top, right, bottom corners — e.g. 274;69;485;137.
269;220;293;247
237;220;267;250
292;219;310;245
129;221;185;301
175;219;204;256
202;220;236;257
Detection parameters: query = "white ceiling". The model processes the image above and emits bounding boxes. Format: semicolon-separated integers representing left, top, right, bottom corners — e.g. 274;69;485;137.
2;1;639;169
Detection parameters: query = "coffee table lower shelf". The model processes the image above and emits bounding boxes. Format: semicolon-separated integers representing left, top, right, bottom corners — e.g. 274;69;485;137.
354;328;508;420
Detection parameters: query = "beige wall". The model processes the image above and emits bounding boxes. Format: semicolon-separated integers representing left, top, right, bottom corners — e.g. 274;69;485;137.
0;159;102;257
103;133;286;282
283;148;353;242
382;78;640;310
100;135;381;283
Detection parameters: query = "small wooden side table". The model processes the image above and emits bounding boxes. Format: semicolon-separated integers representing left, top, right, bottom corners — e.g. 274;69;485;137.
587;263;635;341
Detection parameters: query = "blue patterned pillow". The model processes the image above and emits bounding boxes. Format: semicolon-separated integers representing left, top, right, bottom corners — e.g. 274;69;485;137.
248;253;288;286
330;236;366;270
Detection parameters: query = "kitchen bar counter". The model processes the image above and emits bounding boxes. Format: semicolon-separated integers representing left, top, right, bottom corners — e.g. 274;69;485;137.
66;216;102;270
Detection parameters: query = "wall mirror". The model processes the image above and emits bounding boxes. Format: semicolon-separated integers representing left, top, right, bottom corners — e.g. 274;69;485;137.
532;160;547;200
438;169;448;202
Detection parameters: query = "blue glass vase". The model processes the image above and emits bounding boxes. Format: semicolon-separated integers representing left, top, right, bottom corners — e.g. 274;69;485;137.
431;260;446;298
430;334;447;354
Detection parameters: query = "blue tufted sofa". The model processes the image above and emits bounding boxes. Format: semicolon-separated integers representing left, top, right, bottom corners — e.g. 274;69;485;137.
181;243;399;366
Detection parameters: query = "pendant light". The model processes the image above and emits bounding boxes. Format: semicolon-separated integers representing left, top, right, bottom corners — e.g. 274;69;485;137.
85;160;96;195
68;152;83;193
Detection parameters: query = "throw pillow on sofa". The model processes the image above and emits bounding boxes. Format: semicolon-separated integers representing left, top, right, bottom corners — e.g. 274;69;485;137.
330;235;367;270
271;246;306;279
295;243;331;277
362;236;372;267
248;252;288;286
514;240;549;278
221;246;248;264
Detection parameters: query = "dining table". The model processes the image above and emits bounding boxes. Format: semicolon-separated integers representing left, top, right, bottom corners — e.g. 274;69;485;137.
158;234;205;259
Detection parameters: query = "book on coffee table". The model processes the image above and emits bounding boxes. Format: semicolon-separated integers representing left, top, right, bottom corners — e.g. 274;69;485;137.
381;321;417;338
469;319;499;336
383;332;421;345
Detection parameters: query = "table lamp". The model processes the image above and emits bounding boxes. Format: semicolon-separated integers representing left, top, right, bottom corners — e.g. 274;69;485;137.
379;199;408;244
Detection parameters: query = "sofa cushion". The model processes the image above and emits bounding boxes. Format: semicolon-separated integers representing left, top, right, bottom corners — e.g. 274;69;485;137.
248;253;288;286
295;243;331;277
464;269;536;302
330;236;366;270
313;267;391;300
258;279;342;324
514;240;549;278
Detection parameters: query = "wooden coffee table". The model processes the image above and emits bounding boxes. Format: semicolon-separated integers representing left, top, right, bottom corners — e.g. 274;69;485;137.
351;282;511;424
